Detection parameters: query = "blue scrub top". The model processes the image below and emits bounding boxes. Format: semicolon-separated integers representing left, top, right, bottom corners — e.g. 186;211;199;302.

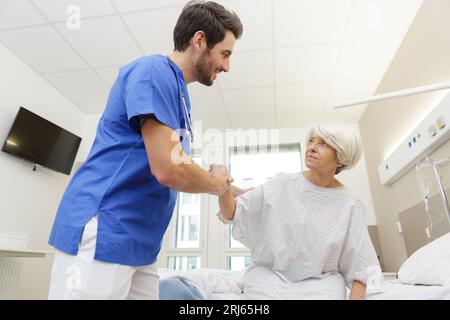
49;54;191;266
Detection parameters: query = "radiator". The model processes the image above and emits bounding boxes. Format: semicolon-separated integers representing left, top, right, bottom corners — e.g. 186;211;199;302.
0;230;29;299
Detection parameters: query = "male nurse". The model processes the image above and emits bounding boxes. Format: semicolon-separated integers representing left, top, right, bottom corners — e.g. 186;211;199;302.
48;0;243;299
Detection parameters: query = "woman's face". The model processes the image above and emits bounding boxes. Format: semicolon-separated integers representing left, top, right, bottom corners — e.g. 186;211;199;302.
305;136;343;174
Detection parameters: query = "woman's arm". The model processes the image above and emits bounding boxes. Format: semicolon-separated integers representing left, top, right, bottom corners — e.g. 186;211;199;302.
210;165;251;220
349;280;366;300
219;189;237;220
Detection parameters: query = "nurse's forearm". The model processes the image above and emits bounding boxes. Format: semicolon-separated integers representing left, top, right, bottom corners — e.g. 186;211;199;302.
219;189;236;220
162;161;228;195
141;118;229;195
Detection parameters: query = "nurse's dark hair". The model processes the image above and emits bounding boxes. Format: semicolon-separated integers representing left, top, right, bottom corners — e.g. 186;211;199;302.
173;0;243;51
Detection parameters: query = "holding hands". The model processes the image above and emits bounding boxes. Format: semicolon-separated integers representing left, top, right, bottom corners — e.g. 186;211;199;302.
209;164;252;197
209;164;231;179
208;164;232;196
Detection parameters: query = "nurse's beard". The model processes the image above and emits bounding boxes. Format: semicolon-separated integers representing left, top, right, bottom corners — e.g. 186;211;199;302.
195;49;215;86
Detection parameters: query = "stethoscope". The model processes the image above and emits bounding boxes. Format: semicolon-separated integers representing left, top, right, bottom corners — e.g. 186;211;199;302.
167;56;194;144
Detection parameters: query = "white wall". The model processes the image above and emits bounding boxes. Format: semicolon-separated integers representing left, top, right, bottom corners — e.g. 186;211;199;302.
76;113;102;166
359;0;450;271
0;43;85;299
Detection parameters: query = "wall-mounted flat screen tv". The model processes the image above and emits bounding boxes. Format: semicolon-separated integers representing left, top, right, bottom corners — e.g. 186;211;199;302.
1;107;82;175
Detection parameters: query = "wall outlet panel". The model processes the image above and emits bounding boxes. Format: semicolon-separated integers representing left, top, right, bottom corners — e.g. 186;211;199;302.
378;93;450;186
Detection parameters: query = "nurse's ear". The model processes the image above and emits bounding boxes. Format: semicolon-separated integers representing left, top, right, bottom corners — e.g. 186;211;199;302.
192;31;207;51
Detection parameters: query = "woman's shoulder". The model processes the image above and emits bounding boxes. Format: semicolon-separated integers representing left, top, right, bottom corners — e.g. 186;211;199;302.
343;193;366;212
264;172;299;185
323;185;365;210
258;173;304;196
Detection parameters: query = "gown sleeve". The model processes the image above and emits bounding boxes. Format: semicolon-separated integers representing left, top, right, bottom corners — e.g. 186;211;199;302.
338;199;381;288
217;184;264;250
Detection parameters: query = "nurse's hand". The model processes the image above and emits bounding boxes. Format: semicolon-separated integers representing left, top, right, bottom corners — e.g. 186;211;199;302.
209;164;228;176
209;164;233;196
209;166;252;197
209;173;233;196
209;164;234;185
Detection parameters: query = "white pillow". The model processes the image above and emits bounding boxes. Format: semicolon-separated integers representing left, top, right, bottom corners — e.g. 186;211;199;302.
398;232;450;286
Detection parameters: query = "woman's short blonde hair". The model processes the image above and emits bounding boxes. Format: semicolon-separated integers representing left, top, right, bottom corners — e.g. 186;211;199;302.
306;123;362;174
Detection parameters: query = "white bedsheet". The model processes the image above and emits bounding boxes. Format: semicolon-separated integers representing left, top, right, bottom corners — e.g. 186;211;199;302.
160;268;450;300
367;279;450;300
159;268;244;299
159;267;347;300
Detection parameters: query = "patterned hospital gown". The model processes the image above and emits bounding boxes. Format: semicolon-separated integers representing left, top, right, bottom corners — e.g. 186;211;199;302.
218;172;381;300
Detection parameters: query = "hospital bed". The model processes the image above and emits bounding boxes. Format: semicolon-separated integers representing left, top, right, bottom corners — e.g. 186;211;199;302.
159;265;450;300
365;202;450;300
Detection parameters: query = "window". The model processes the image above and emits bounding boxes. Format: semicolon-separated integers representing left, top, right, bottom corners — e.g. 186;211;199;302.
226;144;302;263
168;256;201;271
159;153;207;271
172;156;202;249
182;194;193;205
159;143;303;271
189;215;199;241
179;216;185;243
227;256;251;271
229;144;303;187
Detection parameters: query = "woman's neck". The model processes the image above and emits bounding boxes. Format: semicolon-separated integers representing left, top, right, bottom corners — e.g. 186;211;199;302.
302;170;342;188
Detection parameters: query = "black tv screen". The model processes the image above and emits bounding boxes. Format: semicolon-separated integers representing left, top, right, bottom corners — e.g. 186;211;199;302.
1;107;82;175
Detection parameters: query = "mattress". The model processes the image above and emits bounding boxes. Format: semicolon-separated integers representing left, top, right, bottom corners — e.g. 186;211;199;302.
159;268;450;300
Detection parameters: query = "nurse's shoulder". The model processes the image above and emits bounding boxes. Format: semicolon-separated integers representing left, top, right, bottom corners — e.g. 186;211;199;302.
117;55;174;85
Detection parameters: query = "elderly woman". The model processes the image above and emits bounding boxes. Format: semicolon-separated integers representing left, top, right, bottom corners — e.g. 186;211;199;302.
215;123;381;300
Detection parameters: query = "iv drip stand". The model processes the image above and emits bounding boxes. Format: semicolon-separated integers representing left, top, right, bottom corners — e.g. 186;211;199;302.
416;156;450;225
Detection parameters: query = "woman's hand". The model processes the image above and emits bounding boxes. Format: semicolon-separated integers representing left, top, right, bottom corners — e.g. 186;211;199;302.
230;185;253;198
349;280;366;300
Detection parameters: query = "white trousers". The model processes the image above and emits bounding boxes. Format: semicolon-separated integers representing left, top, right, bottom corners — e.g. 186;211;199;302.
48;215;159;300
